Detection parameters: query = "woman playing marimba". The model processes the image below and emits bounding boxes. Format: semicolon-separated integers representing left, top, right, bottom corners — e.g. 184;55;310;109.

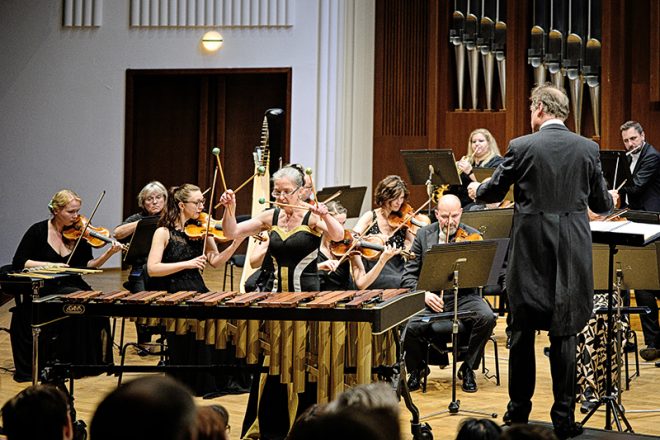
146;183;249;396
219;166;344;440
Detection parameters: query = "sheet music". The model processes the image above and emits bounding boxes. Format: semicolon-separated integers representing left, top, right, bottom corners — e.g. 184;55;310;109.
591;220;660;241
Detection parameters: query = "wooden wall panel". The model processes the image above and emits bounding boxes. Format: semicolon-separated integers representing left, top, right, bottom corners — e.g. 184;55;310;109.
374;0;660;207
123;69;290;219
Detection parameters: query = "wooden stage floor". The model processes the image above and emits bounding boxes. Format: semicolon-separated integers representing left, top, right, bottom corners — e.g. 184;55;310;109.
1;268;659;439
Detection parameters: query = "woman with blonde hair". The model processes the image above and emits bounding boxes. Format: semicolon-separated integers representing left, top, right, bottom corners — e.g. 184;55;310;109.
453;128;504;206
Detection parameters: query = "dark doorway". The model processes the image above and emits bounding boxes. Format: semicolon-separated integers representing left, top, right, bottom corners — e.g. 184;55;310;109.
124;68;291;219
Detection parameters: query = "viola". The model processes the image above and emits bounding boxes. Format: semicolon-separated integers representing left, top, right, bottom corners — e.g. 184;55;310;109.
329;230;416;261
63;215;125;249
454;227;483;242
387;203;432;234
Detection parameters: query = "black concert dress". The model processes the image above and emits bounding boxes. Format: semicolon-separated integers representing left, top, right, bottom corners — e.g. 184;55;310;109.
361;210;407;289
11;220;113;381
148;228;250;396
242;209;322;440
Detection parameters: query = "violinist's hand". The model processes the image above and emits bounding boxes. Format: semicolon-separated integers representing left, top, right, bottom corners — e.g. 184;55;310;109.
187;255;207;270
457;158;472;175
108;241;124;255
608;189;620;208
467;182;481;200
310;201;329;217
319;259;340;272
425;291;444;312
380;244;401;264
218;190;236;210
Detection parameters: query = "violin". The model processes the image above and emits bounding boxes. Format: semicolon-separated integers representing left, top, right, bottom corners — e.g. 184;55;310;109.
185;213;228;241
387;203;431;234
329;230;416;261
454;227;483;242
184;213;268;243
63;215;126;249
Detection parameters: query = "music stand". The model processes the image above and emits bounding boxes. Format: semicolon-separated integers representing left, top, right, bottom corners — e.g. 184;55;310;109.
401;149;462;186
583;221;660;431
600;150;632;190
472;168;515;202
316;185;366;218
461;208;514;239
123;216;159;265
415;239;508;420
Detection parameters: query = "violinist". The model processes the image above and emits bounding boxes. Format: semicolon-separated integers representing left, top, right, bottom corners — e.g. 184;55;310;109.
147;184;249;396
451;128;504;207
401;194;496;394
217;166;343;440
11;189;121;381
112;181;168;353
352;175;415;289
319;201;401;291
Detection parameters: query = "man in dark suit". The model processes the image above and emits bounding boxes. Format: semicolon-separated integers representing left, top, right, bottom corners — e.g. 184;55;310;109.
620;121;660;361
620;121;660;212
467;84;616;439
401;194;496;393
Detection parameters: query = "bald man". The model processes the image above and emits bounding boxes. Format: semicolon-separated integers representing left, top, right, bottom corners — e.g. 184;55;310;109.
401;194;496;393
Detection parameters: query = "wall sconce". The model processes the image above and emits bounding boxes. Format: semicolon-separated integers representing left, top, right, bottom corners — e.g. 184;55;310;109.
201;31;224;52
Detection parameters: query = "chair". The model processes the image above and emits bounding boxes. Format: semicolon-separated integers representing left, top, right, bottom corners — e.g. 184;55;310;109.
624;329;640;390
420;314;500;393
117;339;169;386
223;254;245;290
222;214;251;291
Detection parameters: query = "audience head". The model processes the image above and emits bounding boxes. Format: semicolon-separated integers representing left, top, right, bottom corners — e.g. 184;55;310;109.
137;181;168;215
500;424;558;440
1;384;73;440
196;404;230;440
90;376;197;440
455;418;502;440
374;175;409;211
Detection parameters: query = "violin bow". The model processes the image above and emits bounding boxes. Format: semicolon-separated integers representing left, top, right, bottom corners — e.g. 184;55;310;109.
66;190;106;266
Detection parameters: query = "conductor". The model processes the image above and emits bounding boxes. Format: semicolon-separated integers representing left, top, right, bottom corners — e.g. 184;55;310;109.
467;83;617;439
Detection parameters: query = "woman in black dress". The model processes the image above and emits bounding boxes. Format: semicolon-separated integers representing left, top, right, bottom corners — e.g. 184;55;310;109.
352;175;414;289
219;166;344;440
12;189;123;381
146;183;248;396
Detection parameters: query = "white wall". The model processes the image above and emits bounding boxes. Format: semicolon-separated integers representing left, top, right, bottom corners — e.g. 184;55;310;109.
0;0;374;267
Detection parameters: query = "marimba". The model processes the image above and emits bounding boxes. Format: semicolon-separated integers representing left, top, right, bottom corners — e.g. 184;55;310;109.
33;289;425;402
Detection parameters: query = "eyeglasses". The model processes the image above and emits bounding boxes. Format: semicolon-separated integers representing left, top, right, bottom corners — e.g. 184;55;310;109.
145;194;164;203
183;199;206;206
271;187;300;198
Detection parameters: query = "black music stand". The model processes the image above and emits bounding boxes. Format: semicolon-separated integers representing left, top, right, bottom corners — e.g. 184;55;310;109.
461;208;514;239
401;149;462;186
600;150;632;190
123;216;159;265
316;185;367;218
583;221;660;431
415;239;508;421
